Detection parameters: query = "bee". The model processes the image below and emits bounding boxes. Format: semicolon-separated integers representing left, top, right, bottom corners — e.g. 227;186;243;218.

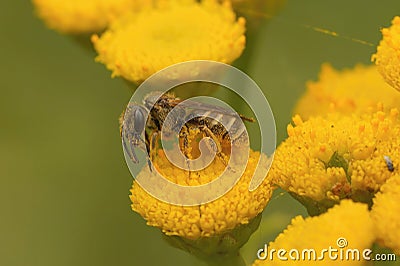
383;155;394;172
121;91;255;169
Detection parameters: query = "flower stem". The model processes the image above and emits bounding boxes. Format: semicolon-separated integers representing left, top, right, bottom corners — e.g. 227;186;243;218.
71;34;96;55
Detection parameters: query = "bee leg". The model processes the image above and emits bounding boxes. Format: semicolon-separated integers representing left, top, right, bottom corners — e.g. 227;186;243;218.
150;131;159;163
180;126;192;175
200;126;235;172
123;137;139;163
121;127;140;163
145;131;159;172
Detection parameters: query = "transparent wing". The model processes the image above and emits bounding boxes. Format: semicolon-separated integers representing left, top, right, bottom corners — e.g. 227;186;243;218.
168;97;255;122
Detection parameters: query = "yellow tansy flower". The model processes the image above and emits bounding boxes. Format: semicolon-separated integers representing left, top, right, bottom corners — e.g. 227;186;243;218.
253;200;375;266
371;175;400;255
130;148;273;258
271;109;400;215
32;0;151;34
372;16;400;91
92;0;246;83
131;149;272;238
294;63;400;120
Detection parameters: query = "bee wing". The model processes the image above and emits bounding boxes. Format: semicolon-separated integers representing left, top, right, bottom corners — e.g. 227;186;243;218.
169;98;255;122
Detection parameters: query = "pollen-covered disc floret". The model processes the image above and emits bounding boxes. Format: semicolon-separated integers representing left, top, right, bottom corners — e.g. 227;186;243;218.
252;200;375;266
32;0;151;34
294;64;400;119
130;149;273;240
372;16;400;91
270;109;400;215
371;176;400;255
92;0;246;83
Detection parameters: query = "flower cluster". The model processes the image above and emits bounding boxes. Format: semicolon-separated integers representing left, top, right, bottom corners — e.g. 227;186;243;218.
294;63;400;119
33;1;400;264
270;109;400;215
32;0;151;34
129;144;274;260
253;200;375;265
372;16;400;91
33;0;248;84
371;175;400;254
130;149;273;240
262;15;400;259
92;0;246;83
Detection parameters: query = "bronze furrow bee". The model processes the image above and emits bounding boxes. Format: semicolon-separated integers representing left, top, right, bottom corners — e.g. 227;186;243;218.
121;91;255;169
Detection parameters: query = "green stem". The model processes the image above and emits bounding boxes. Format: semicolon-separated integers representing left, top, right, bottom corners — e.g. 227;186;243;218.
70;34;97;55
164;215;262;266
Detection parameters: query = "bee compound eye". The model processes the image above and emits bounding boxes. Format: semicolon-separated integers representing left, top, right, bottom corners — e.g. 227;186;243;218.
133;107;146;132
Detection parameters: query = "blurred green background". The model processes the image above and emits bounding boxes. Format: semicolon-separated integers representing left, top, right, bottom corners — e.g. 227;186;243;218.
1;1;399;265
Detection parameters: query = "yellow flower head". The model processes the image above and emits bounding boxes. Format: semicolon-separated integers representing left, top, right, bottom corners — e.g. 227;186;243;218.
92;0;246;83
294;63;400;120
130;149;273;240
271;109;400;215
371;175;400;254
372;16;400;91
253;200;375;266
32;0;150;34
